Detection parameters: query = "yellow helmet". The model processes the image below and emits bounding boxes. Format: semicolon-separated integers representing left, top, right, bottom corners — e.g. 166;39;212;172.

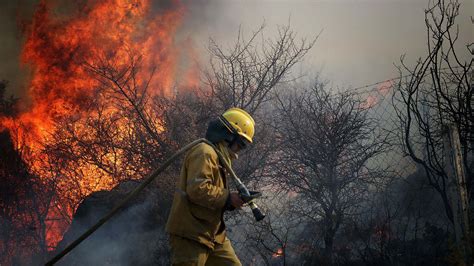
220;107;255;143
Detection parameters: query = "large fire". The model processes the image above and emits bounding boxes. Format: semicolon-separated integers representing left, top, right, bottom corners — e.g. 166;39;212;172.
0;0;187;257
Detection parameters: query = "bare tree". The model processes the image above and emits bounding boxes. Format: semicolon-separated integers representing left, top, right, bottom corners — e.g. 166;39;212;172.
393;0;473;228
274;81;386;264
206;23;317;114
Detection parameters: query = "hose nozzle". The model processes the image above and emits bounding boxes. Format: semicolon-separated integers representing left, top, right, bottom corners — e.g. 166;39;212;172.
236;184;265;221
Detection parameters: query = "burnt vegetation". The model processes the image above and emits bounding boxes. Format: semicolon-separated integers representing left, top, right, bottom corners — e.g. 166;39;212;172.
0;81;53;264
0;0;472;265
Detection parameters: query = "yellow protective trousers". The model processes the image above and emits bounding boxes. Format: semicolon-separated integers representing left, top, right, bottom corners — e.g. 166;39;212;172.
169;235;242;266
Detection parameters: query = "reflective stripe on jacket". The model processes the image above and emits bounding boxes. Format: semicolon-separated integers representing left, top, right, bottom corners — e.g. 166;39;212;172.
165;142;230;249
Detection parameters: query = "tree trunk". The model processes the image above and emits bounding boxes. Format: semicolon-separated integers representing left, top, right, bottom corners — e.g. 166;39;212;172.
323;228;335;265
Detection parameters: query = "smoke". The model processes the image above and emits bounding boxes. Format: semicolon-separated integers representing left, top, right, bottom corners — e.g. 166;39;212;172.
55;181;172;265
2;0;473;98
0;0;38;98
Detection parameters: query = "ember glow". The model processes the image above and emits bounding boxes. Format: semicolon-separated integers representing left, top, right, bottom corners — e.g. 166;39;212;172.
272;247;284;258
360;95;378;109
377;80;394;96
1;0;185;250
359;79;394;109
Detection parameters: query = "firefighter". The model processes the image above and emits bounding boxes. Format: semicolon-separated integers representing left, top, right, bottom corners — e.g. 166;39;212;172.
165;107;255;266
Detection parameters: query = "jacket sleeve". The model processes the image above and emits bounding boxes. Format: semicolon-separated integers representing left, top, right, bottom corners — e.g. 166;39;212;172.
185;147;229;210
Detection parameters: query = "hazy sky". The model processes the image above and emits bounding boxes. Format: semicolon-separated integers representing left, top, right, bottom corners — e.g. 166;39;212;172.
180;0;473;88
1;0;472;97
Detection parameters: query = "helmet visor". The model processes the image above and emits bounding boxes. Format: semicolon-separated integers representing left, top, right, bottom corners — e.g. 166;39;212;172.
235;135;250;150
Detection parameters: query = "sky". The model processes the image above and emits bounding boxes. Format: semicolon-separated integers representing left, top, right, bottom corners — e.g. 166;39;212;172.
179;0;473;88
0;0;472;97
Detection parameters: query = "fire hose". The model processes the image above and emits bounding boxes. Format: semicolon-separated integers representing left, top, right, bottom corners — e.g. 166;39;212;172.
45;138;265;265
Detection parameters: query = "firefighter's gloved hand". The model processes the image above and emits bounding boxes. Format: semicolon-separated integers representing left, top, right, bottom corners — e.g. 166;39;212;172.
224;191;243;211
239;191;262;203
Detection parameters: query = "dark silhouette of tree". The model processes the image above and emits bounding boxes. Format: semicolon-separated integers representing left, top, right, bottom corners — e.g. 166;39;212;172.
275;82;386;264
393;0;473;228
0;81;54;265
0;80;18;117
206;23;317;114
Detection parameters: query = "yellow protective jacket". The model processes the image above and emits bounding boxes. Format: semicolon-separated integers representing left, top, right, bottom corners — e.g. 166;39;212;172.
165;142;232;249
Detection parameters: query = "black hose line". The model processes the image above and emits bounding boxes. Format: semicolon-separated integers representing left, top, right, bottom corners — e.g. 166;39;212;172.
45;138;264;265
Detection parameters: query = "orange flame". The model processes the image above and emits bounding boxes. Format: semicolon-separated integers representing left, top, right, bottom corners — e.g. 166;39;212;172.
1;0;186;250
18;0;183;140
179;37;201;89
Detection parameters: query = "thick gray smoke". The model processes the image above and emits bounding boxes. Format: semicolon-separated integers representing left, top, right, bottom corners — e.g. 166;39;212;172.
0;0;38;98
54;181;172;265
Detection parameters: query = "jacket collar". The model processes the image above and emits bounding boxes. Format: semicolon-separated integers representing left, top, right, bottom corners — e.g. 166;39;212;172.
215;142;236;168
